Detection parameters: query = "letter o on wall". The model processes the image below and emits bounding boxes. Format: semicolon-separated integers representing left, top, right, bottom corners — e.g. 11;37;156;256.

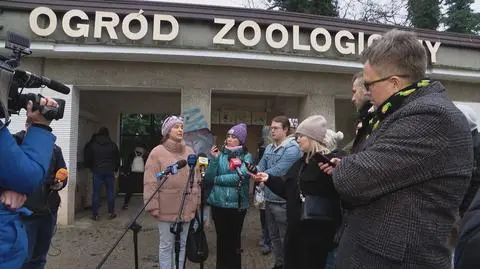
122;13;148;40
265;23;288;49
237;20;261;47
30;7;58;37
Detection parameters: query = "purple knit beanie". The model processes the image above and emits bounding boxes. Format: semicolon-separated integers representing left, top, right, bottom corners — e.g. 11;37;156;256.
228;123;248;145
161;116;184;137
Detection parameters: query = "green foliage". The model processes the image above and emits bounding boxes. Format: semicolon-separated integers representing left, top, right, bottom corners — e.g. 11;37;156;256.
269;0;339;16
444;0;480;34
407;0;441;30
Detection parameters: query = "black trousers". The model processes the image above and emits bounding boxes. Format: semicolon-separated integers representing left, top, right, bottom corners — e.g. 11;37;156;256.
284;220;336;269
211;206;247;269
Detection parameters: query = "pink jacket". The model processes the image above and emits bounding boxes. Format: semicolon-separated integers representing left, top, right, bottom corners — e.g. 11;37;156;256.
143;139;200;222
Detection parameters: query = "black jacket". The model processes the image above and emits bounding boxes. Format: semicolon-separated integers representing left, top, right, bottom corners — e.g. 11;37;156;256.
14;131;67;217
84;134;120;173
265;153;342;227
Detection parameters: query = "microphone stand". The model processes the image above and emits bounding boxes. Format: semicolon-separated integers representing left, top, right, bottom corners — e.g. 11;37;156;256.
95;174;171;269
171;167;194;269
199;168;206;269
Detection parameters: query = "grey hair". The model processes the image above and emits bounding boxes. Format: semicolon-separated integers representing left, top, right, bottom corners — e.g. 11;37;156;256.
361;29;427;82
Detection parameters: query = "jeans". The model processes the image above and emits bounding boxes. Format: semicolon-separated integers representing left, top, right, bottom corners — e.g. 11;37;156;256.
157;221;189;269
260;208;271;247
92;171;115;216
266;202;287;266
211;206;247;269
325;248;337;269
22;209;58;269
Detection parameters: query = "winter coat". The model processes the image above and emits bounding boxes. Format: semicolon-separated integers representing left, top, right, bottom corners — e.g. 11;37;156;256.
84;134;120;173
143;139;200;222
333;81;473;269
257;136;302;203
205;147;252;209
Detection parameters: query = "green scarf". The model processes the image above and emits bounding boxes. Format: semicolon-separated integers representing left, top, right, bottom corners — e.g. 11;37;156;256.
368;79;431;135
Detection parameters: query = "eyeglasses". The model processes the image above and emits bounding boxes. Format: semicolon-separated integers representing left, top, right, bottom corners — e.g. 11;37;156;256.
363;74;409;92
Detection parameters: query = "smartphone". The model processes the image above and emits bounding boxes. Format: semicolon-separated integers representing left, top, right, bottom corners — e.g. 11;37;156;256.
312;153;336;167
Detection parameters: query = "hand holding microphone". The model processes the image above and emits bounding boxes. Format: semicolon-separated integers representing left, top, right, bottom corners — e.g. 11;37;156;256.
51;168;68;190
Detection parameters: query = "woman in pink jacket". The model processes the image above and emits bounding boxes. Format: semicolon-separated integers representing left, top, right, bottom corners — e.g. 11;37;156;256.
143;116;200;269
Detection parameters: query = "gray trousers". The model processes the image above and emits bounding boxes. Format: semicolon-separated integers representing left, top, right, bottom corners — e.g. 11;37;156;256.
266;202;288;266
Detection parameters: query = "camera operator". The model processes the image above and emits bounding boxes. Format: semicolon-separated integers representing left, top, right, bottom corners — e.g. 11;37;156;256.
0;97;59;268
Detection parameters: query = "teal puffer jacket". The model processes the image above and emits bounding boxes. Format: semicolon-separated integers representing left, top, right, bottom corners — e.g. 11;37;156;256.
205;147;252;209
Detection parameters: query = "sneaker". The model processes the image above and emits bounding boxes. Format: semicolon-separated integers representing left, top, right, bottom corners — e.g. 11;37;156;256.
109;213;117;220
91;215;99;221
122;204;128;210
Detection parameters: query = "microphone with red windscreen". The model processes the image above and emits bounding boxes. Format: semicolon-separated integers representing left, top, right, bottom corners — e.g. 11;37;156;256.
55;168;68;182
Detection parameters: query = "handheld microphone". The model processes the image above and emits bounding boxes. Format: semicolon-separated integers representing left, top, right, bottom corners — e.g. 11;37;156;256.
187;154;197;168
156;160;187;178
196;153;209;178
55;168;68;182
187;154;197;189
228;156;244;178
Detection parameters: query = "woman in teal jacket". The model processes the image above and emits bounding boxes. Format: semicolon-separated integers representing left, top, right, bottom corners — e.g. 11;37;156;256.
205;123;252;269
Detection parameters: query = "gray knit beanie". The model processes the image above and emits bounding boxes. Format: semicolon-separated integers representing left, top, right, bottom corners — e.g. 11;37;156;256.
296;115;328;143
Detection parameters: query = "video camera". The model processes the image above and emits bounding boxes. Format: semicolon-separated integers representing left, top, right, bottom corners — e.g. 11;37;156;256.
0;31;69;122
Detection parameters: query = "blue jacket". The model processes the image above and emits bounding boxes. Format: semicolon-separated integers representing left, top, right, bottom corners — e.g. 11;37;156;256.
205;147;252;209
257;136;302;203
0;125;55;267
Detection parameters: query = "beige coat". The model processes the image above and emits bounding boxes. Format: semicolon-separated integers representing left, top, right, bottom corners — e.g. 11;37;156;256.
143;139;200;222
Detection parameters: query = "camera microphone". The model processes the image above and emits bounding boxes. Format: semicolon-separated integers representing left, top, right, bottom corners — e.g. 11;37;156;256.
14;69;70;94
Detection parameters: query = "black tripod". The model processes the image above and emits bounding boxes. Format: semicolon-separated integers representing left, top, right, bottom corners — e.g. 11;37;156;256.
95;174;171;269
171;166;195;269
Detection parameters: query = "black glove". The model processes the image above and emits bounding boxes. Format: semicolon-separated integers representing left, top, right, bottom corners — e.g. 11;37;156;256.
245;163;257;174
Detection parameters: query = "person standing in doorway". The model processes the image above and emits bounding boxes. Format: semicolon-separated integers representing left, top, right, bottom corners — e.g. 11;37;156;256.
121;146;147;210
84;127;120;220
255;116;302;269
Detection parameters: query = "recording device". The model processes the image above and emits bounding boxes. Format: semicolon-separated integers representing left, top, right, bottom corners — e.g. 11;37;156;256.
197;153;209;178
245;162;257;174
312;153;336;167
0;31;68;121
156;160;187;178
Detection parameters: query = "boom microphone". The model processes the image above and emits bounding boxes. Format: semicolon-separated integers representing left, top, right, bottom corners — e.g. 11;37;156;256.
14;69;70;94
156;160;187;178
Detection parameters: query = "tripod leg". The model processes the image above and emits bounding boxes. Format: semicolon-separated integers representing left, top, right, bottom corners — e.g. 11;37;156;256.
133;230;139;269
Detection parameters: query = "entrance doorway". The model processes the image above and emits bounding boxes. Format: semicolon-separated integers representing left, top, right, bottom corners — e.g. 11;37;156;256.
118;113;169;194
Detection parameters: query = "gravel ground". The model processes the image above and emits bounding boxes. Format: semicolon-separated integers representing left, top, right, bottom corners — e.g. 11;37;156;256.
45;196;275;269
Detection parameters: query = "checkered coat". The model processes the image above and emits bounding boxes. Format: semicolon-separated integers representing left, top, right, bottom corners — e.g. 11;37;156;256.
333;81;473;269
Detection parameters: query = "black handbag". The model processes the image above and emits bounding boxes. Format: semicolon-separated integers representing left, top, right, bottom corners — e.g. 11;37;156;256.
186;211;209;263
297;162;336;222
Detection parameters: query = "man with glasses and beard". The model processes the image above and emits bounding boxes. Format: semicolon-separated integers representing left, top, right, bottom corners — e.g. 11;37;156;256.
321;30;473;269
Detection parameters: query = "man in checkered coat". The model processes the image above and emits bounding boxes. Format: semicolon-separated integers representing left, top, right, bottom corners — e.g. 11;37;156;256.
322;30;473;269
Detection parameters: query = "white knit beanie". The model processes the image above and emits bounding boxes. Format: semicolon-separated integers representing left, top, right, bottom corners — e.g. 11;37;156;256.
324;129;344;151
296;115;328;143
